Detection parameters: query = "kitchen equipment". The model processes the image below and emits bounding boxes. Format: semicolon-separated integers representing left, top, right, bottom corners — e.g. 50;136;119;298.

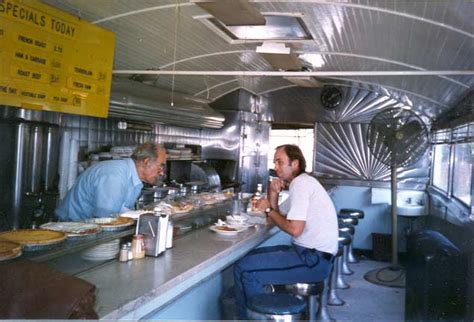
137;212;169;257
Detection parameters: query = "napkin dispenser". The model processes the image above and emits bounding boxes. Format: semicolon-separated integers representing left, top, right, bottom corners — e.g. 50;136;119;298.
137;213;169;256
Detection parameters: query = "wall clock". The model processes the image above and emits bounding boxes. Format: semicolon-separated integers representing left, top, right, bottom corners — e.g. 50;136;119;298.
320;86;343;109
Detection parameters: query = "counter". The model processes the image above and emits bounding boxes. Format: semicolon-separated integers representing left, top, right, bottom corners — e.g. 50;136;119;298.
76;220;278;319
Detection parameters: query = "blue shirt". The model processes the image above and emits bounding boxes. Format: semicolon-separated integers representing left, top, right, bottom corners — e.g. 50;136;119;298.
55;158;143;221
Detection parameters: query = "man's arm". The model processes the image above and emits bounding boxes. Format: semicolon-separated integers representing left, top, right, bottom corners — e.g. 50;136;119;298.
266;208;305;237
257;179;305;237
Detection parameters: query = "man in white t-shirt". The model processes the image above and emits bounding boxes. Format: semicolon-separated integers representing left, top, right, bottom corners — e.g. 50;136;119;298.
233;144;338;319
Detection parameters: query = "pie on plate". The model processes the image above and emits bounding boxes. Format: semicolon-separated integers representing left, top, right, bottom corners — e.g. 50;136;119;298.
40;222;102;237
87;217;135;230
0;240;22;261
0;229;66;247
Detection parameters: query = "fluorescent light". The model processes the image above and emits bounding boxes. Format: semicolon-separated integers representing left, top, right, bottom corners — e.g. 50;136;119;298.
209;15;312;41
299;54;325;68
256;42;291;54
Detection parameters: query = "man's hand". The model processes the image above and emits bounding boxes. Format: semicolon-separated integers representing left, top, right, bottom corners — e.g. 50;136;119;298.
267;178;286;209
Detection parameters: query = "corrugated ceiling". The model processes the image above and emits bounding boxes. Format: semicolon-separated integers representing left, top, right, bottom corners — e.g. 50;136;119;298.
42;0;473;122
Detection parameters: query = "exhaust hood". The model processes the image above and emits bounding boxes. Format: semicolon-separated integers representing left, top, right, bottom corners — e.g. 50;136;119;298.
108;79;225;129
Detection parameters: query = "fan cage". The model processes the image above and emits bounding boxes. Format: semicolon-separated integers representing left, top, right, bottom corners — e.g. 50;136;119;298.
367;108;429;168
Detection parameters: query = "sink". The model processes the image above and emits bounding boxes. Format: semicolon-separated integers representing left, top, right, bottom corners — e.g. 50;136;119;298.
396;190;428;217
397;204;426;217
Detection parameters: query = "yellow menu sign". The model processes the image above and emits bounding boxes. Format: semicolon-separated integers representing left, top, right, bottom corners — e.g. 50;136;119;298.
0;0;115;117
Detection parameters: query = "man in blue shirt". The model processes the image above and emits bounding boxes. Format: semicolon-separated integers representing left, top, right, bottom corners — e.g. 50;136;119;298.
55;143;166;221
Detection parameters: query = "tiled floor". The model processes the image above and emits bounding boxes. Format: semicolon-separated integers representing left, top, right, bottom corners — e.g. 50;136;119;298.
328;257;405;322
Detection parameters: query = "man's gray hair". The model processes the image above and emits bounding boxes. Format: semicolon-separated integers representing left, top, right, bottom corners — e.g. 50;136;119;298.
131;142;163;162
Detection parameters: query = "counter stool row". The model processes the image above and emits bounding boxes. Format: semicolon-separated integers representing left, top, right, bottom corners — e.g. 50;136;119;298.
245;208;365;321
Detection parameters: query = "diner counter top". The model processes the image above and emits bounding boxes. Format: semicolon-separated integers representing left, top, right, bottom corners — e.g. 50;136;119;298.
77;221;279;319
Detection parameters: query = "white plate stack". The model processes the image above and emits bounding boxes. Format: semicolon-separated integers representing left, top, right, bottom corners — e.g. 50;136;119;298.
81;239;120;261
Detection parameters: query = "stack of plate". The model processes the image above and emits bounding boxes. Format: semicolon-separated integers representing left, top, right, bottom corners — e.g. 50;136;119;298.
81;239;120;261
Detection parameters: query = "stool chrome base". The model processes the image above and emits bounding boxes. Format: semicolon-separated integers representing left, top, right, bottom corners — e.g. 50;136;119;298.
347;242;359;263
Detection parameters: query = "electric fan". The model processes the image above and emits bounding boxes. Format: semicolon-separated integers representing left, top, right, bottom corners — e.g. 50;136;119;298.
365;108;429;287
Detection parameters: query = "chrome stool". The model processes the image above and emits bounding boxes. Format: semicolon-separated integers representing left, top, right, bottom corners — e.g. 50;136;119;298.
338;219;356;275
340;209;365;263
328;240;345;306
335;230;352;289
285;279;334;322
246;293;306;321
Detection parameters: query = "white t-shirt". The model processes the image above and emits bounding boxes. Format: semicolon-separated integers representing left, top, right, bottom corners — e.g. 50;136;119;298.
279;173;338;255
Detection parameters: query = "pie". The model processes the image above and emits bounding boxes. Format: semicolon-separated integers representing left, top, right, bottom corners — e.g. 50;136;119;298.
40;222;102;237
0;229;66;246
172;203;194;214
0;240;22;261
88;217;134;227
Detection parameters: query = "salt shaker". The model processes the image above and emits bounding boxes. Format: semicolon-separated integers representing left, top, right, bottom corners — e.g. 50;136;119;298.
166;221;174;249
126;242;133;260
119;244;129;262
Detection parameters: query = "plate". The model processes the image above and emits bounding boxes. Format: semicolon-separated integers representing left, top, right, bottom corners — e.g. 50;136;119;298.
40;222;102;237
81;240;120;261
227;222;254;229
0;229;66;247
86;217;135;231
209;225;246;235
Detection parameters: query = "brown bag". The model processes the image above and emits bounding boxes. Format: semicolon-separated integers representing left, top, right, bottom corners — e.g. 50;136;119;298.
0;259;98;319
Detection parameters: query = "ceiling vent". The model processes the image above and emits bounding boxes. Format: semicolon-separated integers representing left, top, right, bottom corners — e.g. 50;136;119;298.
109;79;225;129
193;0;265;26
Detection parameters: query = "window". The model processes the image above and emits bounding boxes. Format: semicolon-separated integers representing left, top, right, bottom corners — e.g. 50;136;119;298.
452;143;473;206
432;144;451;192
268;129;314;171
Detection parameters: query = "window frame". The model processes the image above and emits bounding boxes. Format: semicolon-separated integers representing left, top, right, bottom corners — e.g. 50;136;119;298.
451;142;473;207
430;127;473;211
430;143;452;195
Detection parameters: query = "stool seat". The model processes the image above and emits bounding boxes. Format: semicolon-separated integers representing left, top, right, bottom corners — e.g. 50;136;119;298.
340;208;365;219
247;293;306;315
338;231;351;245
338;223;355;235
285;281;324;297
338;215;359;226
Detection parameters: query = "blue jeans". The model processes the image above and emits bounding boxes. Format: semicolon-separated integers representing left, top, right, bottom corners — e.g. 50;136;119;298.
233;244;333;319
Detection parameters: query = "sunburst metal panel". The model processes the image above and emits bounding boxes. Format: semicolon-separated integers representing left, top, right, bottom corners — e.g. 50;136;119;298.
314;123;430;186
